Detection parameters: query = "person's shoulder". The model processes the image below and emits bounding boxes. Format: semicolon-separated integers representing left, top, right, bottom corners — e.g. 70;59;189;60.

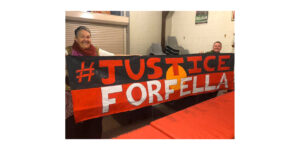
206;50;214;54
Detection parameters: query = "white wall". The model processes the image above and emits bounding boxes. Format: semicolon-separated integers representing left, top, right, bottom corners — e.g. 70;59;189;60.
129;11;162;55
166;11;234;53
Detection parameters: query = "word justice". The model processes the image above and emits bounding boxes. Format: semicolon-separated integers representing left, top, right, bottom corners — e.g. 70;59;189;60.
98;55;231;85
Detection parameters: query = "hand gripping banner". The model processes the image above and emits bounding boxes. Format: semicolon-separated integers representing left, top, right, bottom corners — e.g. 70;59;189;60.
66;53;234;123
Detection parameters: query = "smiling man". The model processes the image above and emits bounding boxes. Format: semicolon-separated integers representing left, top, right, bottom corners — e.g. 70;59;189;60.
207;41;222;54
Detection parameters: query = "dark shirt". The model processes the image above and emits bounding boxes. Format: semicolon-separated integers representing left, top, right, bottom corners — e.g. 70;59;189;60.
206;50;220;54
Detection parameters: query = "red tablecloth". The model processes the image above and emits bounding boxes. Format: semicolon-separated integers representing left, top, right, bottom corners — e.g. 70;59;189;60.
114;125;171;139
150;91;234;139
115;91;234;139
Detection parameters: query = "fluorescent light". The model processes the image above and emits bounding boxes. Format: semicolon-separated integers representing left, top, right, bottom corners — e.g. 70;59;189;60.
80;13;93;19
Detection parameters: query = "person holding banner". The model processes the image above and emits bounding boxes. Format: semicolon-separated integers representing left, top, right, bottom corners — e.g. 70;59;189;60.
65;26;114;139
204;41;228;99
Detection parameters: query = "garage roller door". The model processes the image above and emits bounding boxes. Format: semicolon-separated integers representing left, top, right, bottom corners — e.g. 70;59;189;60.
66;20;125;54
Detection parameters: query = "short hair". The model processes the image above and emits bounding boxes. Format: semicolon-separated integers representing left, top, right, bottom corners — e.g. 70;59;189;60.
213;41;222;46
74;26;91;37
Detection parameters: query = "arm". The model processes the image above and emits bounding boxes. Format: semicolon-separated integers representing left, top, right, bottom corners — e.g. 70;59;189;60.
98;48;140;56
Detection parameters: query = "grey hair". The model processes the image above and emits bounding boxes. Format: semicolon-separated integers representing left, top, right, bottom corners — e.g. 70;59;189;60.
213;41;222;46
74;26;91;37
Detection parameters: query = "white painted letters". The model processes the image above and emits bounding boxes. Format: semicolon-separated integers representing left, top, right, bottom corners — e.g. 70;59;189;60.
126;83;147;106
101;85;122;113
147;80;163;103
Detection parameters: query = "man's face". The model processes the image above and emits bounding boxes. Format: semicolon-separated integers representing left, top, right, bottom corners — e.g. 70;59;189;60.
75;30;91;50
213;43;222;53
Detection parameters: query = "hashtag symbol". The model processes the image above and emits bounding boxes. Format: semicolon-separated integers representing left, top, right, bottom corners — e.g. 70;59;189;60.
76;61;95;83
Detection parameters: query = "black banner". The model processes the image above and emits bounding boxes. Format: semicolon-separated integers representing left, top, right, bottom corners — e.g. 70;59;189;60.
66;53;234;90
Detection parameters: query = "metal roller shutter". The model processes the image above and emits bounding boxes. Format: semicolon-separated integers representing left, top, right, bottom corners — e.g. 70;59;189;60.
66;20;125;54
